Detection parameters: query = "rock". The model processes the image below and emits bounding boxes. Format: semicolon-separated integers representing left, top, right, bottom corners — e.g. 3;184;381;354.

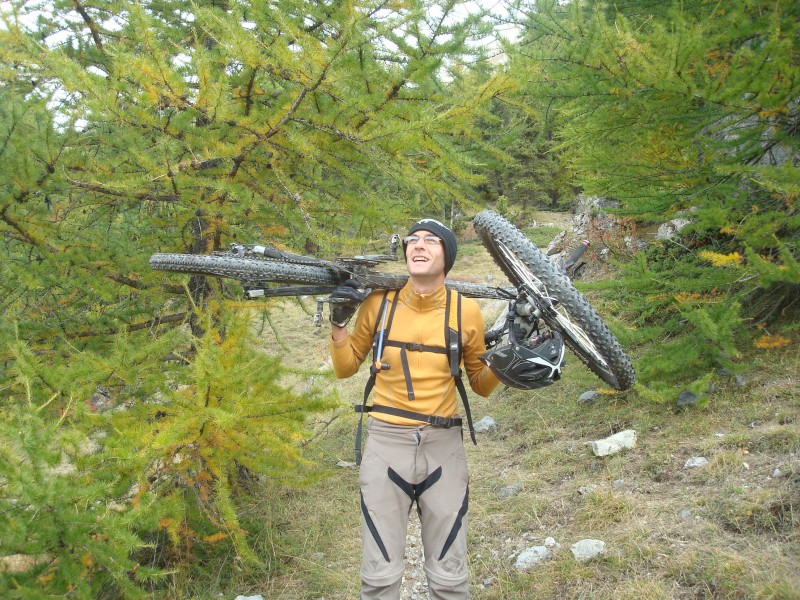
570;539;606;562
684;457;709;469
578;390;601;403
655;218;691;241
572;196;621;236
79;437;102;456
544;537;560;550
590;429;637;457
88;386;113;412
336;460;356;468
50;453;77;476
0;553;52;574
514;545;551;571
624;235;649;251
676;391;700;410
772;468;782;478
678;509;692;519
612;479;625;489
474;416;497;433
545;230;567;255
497;482;524;499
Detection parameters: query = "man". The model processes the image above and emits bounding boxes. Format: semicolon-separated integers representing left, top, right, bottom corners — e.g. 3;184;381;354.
328;218;500;599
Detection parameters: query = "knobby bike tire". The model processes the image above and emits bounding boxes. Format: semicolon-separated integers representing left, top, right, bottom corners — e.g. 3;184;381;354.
149;253;513;299
150;253;345;286
473;210;636;391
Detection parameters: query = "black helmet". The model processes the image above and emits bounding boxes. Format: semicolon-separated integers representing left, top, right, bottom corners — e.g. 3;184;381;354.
480;331;565;389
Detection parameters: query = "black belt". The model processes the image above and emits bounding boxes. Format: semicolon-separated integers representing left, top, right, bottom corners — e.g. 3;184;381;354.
355;404;463;428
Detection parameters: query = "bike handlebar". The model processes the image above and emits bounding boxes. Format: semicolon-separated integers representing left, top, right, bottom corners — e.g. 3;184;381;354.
564;240;590;272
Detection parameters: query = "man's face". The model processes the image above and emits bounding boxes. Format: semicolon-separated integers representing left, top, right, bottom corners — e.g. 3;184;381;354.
405;229;446;278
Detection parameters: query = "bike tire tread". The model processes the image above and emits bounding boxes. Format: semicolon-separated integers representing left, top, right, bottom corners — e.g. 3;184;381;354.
473;211;636;391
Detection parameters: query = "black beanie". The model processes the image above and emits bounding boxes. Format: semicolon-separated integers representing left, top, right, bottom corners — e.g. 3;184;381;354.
404;218;457;274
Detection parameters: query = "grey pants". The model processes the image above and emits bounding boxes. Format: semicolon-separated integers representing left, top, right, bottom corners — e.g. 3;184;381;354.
359;417;470;599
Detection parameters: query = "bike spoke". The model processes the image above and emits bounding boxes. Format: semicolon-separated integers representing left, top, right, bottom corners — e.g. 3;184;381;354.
496;240;611;372
496;242;551;298
550;313;611;372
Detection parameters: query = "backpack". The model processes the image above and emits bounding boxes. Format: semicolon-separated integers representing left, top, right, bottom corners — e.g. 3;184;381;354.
354;287;476;464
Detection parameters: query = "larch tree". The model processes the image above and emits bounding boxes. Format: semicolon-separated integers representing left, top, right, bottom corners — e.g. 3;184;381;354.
0;0;506;594
504;0;799;397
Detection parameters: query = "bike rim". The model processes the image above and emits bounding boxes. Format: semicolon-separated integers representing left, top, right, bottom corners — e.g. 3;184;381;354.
494;240;614;375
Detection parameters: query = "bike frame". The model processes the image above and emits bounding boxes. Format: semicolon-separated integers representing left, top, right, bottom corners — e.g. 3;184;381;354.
205;240;518;331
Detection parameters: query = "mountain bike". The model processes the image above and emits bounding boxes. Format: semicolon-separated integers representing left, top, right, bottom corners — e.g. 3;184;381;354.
150;210;635;390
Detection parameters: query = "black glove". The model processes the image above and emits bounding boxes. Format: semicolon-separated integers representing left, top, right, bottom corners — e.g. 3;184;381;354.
329;280;368;327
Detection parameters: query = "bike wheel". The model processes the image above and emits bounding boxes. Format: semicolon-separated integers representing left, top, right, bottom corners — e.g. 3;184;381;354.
150;253;341;285
149;253;411;290
473;210;636;391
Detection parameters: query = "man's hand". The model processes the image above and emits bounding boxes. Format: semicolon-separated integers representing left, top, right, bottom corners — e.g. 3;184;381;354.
329;280;368;328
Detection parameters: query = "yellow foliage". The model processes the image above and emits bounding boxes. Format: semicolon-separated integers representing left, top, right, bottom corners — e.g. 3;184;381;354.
80;553;94;568
159;517;172;530
37;572;55;585
753;335;792;349
132;483;147;509
674;292;706;303
203;532;228;543
698;250;743;267
720;226;736;235
264;225;288;236
597;387;619;395
199;485;211;502
646;293;672;303
385;0;412;9
758;106;788;119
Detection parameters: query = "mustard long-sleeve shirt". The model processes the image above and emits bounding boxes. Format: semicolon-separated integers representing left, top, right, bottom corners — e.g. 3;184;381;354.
330;280;499;426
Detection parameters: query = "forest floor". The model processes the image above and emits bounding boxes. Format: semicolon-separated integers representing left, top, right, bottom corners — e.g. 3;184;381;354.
193;212;799;600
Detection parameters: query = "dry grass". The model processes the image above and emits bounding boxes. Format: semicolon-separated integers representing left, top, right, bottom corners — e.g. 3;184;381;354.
178;232;800;600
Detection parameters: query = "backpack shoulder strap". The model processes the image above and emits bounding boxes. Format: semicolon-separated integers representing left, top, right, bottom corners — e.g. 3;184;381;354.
355;290;398;465
446;288;476;446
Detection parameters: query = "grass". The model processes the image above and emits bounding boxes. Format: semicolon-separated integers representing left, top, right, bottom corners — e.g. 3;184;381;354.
522;225;565;248
169;231;799;600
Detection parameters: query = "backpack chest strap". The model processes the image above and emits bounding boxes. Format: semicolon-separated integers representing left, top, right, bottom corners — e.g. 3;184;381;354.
383;340;448;354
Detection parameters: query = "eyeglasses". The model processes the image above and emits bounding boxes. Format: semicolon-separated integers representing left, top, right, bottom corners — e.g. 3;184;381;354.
403;235;442;247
